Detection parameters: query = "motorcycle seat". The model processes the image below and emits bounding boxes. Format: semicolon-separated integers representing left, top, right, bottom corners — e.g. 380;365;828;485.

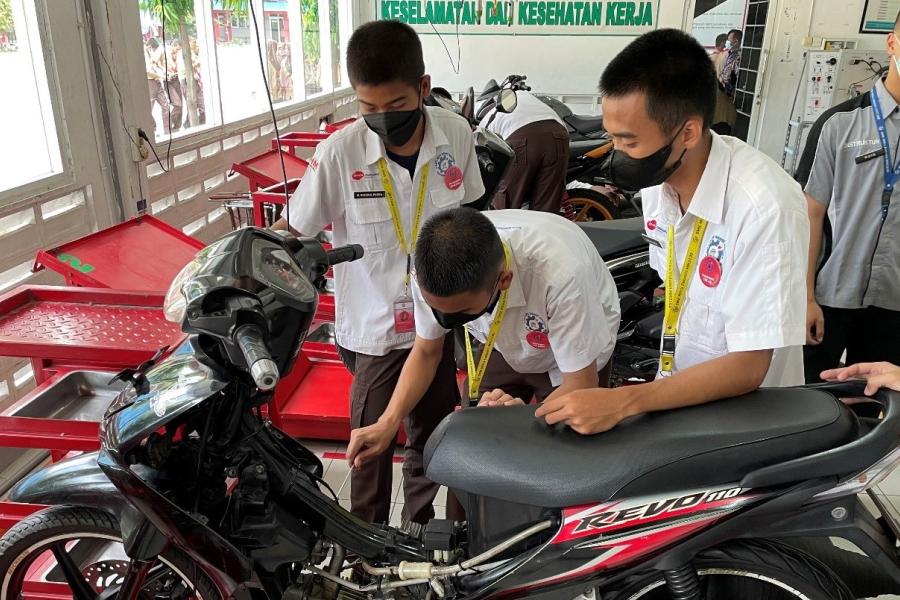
424;388;858;508
565;114;604;135
578;218;647;260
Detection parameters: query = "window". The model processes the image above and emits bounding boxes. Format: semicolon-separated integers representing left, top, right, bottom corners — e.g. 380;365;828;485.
139;0;213;139
301;0;323;96
137;0;354;142
210;0;269;122
263;0;297;104
0;0;62;193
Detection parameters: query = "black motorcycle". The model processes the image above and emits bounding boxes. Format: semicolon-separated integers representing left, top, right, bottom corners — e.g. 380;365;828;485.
4;227;900;600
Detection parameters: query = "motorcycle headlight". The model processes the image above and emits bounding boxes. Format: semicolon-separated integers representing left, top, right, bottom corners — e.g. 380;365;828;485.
163;259;203;323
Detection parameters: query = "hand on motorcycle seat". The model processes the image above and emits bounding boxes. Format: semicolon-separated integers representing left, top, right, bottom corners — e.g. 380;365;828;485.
821;362;900;396
477;388;525;407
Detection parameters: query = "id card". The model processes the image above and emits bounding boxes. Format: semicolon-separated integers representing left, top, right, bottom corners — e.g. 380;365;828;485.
393;296;415;333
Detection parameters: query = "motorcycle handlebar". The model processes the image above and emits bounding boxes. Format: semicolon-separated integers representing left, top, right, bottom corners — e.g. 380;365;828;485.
326;244;364;266
234;324;279;391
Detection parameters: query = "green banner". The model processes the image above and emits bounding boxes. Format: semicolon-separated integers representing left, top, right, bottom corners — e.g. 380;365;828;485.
378;1;658;34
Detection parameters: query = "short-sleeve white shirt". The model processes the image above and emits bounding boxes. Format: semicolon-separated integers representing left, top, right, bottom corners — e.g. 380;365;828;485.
414;210;620;386
287;107;486;355
641;133;809;387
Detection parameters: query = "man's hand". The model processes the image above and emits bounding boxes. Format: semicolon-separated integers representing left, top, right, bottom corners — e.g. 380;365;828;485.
806;300;825;345
346;419;398;469
478;388;526;407
535;388;635;435
821;362;900;396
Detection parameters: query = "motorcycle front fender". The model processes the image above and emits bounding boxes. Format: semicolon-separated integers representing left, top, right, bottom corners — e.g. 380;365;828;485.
9;451;131;519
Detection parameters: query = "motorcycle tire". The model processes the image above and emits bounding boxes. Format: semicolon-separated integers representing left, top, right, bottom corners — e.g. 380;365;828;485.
565;188;620;222
609;538;853;600
0;505;220;600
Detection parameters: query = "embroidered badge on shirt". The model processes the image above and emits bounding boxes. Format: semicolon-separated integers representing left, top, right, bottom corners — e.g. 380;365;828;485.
524;312;551;350
706;235;726;262
435;152;456;176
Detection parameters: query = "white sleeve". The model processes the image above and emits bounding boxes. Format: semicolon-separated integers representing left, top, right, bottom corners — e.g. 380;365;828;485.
459;131;486;205
722;198;809;352
285;144;344;235
411;278;449;340
546;269;617;374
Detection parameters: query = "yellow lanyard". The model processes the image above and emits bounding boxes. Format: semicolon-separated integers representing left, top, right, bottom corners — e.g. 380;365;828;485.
377;158;429;287
465;243;511;401
660;218;708;374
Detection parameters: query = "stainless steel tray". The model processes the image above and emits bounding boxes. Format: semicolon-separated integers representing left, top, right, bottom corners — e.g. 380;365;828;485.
7;370;126;422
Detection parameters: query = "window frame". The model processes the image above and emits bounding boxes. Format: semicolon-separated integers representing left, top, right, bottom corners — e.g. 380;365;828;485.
0;0;76;207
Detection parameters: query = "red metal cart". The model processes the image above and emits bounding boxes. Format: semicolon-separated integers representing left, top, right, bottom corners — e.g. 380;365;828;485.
230;148;309;192
271;131;330;155
32;214;204;293
324;117;357;133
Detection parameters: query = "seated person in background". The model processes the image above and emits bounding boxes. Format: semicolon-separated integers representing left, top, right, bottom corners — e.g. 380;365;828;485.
272;20;484;526
480;91;570;213
347;207;620;468
533;29;809;435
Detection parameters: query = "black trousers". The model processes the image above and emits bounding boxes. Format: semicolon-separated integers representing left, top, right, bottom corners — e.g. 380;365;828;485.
804;305;900;383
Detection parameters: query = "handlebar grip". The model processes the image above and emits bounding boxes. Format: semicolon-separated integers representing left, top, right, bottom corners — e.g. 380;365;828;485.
234;324;279;391
326;244;364;266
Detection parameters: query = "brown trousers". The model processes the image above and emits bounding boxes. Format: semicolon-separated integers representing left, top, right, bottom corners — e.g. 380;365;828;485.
492;120;569;214
340;335;460;525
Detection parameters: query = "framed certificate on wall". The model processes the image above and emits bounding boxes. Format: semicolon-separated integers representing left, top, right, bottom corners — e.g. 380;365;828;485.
860;0;900;33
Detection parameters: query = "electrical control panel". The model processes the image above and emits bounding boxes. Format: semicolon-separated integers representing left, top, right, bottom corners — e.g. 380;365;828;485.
803;50;888;122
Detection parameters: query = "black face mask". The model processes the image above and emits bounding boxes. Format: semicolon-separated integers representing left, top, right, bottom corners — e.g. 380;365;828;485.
363;106;423;148
608;124;687;192
431;281;502;330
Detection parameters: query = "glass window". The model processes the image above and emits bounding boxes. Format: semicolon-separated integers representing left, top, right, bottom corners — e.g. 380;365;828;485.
139;0;213;139
329;0;340;89
210;0;269;122
0;0;62;193
263;0;296;103
300;0;322;96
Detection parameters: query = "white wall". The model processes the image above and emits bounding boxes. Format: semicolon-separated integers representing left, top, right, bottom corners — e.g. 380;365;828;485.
358;0;688;100
343;0;896;162
744;0;891;161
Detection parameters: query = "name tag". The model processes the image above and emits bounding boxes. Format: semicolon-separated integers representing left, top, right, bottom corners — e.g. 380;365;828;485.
353;191;386;199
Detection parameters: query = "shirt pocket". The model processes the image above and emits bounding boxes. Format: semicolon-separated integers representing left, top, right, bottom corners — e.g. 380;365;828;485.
679;291;727;356
345;194;398;254
430;183;466;210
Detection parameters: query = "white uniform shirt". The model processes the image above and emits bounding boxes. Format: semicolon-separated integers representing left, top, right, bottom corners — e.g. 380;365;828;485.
641;133;808;387
287;107;485;356
414;210;621;386
480;91;566;140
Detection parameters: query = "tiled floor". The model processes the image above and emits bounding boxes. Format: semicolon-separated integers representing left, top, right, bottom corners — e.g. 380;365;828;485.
304;439;900;599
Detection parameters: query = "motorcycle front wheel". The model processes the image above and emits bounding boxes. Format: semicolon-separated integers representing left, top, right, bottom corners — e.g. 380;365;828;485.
0;505;220;600
610;539;853;600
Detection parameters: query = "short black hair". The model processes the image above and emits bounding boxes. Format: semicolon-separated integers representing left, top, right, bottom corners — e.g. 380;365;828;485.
715;33;728;47
599;28;716;132
728;29;743;42
347;21;425;88
895;9;900;29
415;208;504;297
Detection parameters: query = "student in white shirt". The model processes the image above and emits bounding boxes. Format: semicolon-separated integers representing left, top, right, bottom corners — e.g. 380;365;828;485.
272;21;484;526
535;29;809;434
346;207;620;467
480;91;570;213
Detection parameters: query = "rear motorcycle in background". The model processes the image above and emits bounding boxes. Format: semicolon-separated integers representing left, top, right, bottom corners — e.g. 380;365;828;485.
475;75;641;222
